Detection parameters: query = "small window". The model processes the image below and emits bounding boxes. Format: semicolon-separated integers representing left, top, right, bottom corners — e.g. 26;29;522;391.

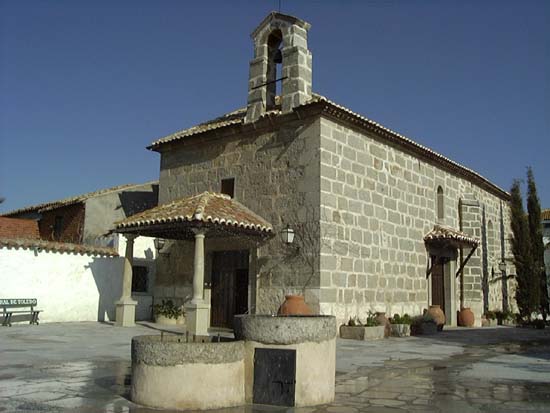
53;216;63;240
132;266;148;293
436;186;444;221
544;223;550;229
221;178;235;198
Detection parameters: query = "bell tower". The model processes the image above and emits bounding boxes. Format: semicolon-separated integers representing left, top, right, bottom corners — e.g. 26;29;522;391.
245;12;312;123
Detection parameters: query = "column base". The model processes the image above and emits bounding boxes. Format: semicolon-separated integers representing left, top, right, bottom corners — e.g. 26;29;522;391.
185;301;211;336
115;297;138;327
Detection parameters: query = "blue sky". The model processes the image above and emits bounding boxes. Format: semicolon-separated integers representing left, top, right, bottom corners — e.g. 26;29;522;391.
1;0;549;213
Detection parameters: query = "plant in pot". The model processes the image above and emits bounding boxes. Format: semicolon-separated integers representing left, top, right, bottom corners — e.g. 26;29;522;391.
152;299;185;325
496;310;516;326
389;313;412;337
410;313;438;335
339;311;385;340
482;310;498;327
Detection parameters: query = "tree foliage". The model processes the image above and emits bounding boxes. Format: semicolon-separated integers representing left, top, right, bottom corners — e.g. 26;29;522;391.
510;180;538;319
526;168;548;319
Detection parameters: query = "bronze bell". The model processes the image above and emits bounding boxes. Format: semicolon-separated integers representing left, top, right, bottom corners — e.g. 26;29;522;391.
273;48;282;64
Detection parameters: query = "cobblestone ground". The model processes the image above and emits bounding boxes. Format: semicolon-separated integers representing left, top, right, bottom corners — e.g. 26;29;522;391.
0;323;549;412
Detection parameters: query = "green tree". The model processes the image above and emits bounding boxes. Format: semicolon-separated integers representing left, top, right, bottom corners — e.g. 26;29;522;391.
526;168;548;320
510;180;538;319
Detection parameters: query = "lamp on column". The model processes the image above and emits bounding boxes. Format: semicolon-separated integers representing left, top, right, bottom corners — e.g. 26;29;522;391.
498;260;507;273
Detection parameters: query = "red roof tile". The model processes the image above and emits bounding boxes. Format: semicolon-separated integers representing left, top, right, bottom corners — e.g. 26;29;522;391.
2;181;158;216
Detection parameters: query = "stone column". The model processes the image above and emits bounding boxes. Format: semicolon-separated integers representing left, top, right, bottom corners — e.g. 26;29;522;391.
115;234;138;327
444;258;458;327
185;228;210;337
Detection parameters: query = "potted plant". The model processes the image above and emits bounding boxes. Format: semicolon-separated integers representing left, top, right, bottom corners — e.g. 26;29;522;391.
496;310;517;326
410;313;438;335
389;313;412;337
482;310;498;327
152;299;185;325
339;311;385;340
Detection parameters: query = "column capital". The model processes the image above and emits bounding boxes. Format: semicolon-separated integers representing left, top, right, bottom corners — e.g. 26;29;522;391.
191;227;207;237
124;233;138;242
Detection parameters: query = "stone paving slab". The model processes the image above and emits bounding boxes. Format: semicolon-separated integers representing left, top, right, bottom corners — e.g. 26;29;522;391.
0;323;549;412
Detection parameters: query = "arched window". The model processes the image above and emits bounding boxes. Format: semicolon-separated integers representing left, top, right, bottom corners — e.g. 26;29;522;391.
436;186;444;222
266;29;283;110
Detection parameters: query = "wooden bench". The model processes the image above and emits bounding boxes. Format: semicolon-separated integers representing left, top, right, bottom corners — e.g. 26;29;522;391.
1;298;41;327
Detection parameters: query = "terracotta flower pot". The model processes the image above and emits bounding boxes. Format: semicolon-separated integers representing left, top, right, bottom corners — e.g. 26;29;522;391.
458;307;475;327
427;305;445;331
277;295;313;316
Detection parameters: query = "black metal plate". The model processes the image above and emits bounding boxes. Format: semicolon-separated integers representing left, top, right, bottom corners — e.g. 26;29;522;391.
253;348;296;407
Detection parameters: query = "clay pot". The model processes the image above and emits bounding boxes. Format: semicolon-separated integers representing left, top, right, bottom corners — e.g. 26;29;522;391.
375;312;391;337
277;295;313;316
458;307;475;327
427;305;446;331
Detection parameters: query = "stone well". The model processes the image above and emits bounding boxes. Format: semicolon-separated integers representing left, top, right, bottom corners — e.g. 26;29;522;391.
234;315;337;407
131;335;244;410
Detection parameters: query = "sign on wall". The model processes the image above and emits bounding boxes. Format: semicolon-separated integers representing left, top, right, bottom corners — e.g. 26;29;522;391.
0;298;37;306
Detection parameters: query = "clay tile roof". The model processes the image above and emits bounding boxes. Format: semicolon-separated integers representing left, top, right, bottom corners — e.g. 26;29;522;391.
148;108;247;149
2;181;158;216
0;238;118;256
0;217;40;239
115;192;273;235
424;224;480;247
147;93;508;200
542;209;550;221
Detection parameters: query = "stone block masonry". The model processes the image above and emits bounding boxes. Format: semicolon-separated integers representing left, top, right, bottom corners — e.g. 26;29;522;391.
318;117;512;325
158;117;322;315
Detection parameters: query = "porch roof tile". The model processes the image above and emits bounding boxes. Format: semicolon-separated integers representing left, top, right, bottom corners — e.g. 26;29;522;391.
115;192;273;235
424;224;480;248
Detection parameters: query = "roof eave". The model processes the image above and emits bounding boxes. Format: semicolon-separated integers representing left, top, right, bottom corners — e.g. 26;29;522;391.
317;101;510;202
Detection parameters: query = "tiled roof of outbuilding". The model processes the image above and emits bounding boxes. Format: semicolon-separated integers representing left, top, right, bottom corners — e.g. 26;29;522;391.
148;94;508;200
2;181;158;217
0;238;118;256
116;192;273;235
0;217;39;239
424;225;480;247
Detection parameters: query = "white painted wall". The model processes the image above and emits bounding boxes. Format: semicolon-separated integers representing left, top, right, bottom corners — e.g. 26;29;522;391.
0;247;123;323
0;243;156;323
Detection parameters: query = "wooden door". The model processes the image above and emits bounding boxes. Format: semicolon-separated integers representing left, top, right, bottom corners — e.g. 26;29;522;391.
431;257;445;309
211;250;249;328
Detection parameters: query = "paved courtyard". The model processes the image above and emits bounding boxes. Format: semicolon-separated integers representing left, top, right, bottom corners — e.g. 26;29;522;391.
0;322;549;412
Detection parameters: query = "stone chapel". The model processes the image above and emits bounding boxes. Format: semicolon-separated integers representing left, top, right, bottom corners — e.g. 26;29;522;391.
115;12;516;333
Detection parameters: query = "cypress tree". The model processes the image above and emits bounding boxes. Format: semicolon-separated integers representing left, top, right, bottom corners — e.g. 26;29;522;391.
510;180;537;319
526;167;548;320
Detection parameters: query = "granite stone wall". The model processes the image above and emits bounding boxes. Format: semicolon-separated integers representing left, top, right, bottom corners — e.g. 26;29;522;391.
156;117;321;314
154;111;515;326
317;116;514;325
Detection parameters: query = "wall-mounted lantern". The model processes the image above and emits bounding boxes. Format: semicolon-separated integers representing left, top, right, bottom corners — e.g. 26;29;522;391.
498;261;507;272
281;225;295;245
154;238;169;256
